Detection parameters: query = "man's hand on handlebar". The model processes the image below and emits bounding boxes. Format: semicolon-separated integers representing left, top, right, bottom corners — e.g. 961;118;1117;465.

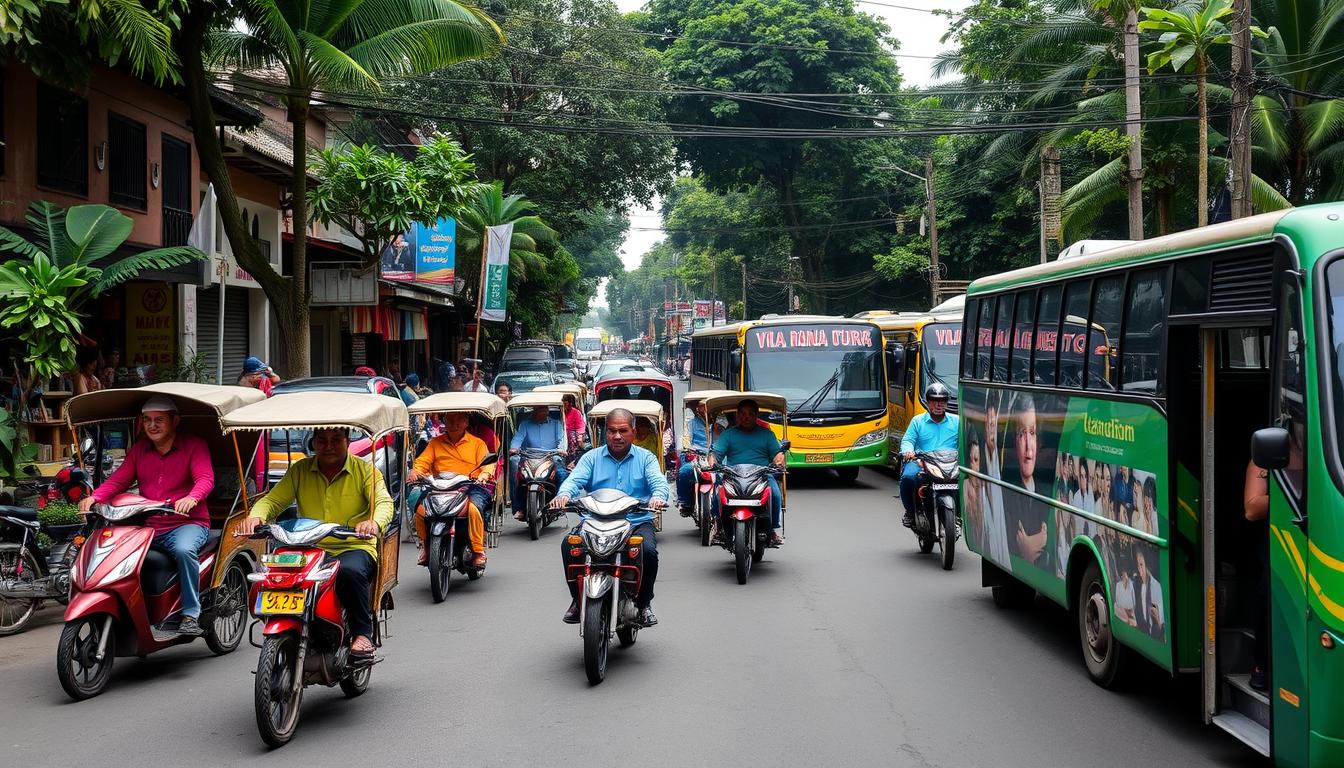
354;520;380;538
551;494;570;509
78;496;96;513
173;497;198;516
238;515;264;535
902;450;915;461
407;470;421;483
649;498;668;510
509;448;520;455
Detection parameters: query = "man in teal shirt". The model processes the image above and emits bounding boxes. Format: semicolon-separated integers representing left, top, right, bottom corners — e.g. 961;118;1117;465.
711;399;786;545
900;383;959;528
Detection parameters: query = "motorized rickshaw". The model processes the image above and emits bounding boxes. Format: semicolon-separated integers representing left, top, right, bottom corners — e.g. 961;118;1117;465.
405;392;508;599
587;399;669;531
535;382;588;420
55;383;266;700
592;371;678;479
678;389;735;544
507;390;577;539
699;390;790;584
219;391;408;747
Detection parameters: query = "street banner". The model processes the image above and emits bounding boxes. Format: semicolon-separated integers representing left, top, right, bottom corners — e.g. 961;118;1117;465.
479;222;513;322
379;232;415;281
413;218;456;284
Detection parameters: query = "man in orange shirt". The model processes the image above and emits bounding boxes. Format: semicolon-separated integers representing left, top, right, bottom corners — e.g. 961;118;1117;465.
408;412;495;568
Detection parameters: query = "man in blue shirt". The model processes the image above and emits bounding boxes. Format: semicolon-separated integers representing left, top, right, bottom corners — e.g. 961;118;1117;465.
676;400;710;517
510;404;567;520
711;399;786;545
553;407;669;626
900;383;960;528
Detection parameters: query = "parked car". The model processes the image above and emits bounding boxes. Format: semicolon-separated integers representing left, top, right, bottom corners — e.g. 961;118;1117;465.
588;358;658;382
491;371;556;396
499;341;556;374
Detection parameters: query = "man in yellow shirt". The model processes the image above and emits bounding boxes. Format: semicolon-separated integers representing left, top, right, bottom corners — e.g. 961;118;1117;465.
408;412;495;568
239;428;394;658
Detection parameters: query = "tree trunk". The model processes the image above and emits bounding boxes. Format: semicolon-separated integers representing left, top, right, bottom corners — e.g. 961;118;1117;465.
176;7;296;368
1156;188;1171;235
1196;60;1209;228
1123;6;1145;239
287;103;313;377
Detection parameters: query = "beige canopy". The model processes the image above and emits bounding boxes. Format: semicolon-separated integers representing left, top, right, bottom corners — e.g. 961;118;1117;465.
65;382;267;426
408;392;508;419
508;391;567;409
221;391;409;439
589;399;664;421
681;389;739;411
702;390;788;419
534;382;586;401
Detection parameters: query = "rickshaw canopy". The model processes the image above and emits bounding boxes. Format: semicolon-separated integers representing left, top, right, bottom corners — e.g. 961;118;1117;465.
507;391;567;410
408;392;508;419
588;399;665;422
681;389;741;411
701;390;789;419
220;392;409;440
65;382;266;426
534;382;586;402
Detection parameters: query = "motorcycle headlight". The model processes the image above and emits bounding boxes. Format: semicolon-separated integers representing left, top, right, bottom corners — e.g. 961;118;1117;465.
94;553;138;588
853;428;887;448
582;528;627;557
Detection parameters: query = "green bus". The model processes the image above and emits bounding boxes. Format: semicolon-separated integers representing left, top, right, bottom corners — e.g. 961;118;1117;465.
958;203;1344;766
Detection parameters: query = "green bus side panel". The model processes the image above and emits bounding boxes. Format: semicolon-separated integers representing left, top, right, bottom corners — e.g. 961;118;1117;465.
1173;462;1202;671
959;384;1173;671
1270;512;1309;768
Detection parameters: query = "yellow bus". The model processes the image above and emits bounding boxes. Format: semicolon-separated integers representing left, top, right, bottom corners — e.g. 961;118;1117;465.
859;296;964;466
690;315;892;481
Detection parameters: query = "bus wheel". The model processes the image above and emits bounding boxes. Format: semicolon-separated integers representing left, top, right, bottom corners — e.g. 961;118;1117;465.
835;467;860;483
1077;560;1128;688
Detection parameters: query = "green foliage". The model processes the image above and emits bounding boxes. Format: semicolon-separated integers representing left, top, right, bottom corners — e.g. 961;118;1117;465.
155;350;213;384
0;0;188;86
0;409;37;484
38;501;82;527
874;243;930;280
309;134;478;265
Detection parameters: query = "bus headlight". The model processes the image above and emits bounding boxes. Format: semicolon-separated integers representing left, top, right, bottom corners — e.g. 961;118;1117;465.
853;428;887;448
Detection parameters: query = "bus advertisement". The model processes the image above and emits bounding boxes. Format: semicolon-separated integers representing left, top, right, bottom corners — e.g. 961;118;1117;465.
691;317;889;479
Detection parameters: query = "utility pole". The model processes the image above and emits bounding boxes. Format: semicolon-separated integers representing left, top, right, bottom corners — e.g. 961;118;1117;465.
1040;146;1062;263
710;250;718;327
741;262;747;321
1229;0;1253;218
1124;6;1145;239
925;155;940;307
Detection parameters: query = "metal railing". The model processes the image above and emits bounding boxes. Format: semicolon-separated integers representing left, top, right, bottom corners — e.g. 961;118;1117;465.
162;206;192;247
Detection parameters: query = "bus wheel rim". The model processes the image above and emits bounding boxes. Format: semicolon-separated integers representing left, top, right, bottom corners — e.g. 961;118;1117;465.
1084;588;1109;660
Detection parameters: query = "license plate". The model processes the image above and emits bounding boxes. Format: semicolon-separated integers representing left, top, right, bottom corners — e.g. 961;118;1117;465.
804;453;833;464
261;553;306;567
257;590;306;615
932;483;958;490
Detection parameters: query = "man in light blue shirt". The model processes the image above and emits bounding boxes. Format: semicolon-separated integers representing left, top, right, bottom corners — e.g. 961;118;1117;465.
676;400;710;517
510;404;567;518
553;407;669;627
711;399;786;545
900;383;960;528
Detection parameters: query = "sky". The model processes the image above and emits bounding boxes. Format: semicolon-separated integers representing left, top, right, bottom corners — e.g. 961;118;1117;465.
597;0;970;307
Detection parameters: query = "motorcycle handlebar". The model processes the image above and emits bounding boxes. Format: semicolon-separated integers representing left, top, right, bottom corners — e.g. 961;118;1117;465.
241;524;374;540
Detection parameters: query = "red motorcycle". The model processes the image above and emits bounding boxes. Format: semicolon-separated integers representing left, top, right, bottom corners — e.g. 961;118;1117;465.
681;450;717;547
246;518;387;747
57;493;249;700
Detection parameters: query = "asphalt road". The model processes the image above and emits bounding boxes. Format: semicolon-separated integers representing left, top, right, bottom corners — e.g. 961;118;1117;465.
0;381;1270;767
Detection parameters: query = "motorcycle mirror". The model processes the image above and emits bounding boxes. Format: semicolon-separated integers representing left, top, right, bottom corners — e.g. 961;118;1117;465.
779;440;792;452
80;437;95;453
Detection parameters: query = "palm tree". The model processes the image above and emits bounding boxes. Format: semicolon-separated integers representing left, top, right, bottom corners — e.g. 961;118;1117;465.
202;0;504;375
454;182;557;305
1141;0;1260;226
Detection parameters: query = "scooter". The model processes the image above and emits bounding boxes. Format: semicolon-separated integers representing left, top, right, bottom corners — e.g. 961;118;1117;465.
681;450;717;547
714;463;786;585
246;518;387;747
563;490;651;685
908;450;960;570
0;461;94;635
410;456;495;602
516;448;565;541
57;494;249;700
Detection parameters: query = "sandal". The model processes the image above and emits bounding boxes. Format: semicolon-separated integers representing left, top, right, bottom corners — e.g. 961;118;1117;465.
472;553;488;569
350;637;376;657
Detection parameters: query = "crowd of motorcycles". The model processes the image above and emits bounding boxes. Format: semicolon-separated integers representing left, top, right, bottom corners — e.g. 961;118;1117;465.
0;393;963;749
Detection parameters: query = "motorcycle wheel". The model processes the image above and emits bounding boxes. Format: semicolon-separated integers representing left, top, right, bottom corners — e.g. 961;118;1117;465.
583;595;610;685
734;520;752;585
0;543;41;636
940;504;957;571
205;560;248;654
527;491;542;541
428;535;452;603
698;496;713;547
617;613;638;647
255;633;304;747
917;534;935;554
835;466;860;483
339;663;372;698
56;615;115;700
752;530;766;564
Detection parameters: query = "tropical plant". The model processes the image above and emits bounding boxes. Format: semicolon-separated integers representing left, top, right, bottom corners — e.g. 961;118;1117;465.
0;202;203;416
453;181;558;301
0;409;37;486
178;0;504;376
1;0;187;86
1141;0;1264;226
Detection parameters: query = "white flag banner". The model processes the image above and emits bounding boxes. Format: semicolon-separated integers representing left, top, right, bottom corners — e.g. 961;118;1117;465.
187;183;216;254
479;222;514;322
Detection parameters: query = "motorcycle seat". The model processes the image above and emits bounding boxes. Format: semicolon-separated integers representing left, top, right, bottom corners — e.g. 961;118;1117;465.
0;504;38;522
141;529;222;595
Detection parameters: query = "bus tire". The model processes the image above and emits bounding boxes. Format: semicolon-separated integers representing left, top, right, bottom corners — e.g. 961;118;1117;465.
835;467;860;483
1077;560;1128;688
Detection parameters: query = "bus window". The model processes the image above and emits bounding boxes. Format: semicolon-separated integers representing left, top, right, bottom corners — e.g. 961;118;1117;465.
1033;285;1062;386
1121;268;1167;393
1279;277;1306;499
975;297;995;380
1058;282;1090;387
991;295;1013;382
1011;291;1036;384
1087;276;1123;390
921;322;961;406
961;298;977;377
1221;328;1268;370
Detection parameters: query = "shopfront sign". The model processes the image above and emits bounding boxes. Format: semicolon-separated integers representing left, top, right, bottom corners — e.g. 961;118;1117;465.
126;282;176;367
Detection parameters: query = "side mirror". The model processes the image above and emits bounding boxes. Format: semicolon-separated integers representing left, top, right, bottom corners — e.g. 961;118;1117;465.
479;452;499;467
729;348;743;374
80;437;95;453
1251;427;1290;470
887;346;906;382
779;440;792;453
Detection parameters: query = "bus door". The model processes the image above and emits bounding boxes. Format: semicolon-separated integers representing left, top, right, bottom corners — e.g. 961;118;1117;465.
1170;322;1274;756
884;331;913;462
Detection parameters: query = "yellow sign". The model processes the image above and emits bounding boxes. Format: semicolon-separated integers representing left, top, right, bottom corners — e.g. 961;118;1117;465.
259;590;306;615
125;282;175;367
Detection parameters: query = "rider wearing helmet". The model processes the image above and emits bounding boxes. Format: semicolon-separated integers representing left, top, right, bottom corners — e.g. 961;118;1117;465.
900;383;959;528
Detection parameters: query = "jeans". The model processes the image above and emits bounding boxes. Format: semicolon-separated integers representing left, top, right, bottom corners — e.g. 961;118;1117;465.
152;524;208;619
561;521;658;608
900;461;921;516
333;550;377;640
714;475;782;530
676;462;697;506
510;455;567;510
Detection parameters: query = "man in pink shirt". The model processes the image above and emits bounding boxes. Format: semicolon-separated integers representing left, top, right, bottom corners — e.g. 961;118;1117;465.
78;395;215;636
